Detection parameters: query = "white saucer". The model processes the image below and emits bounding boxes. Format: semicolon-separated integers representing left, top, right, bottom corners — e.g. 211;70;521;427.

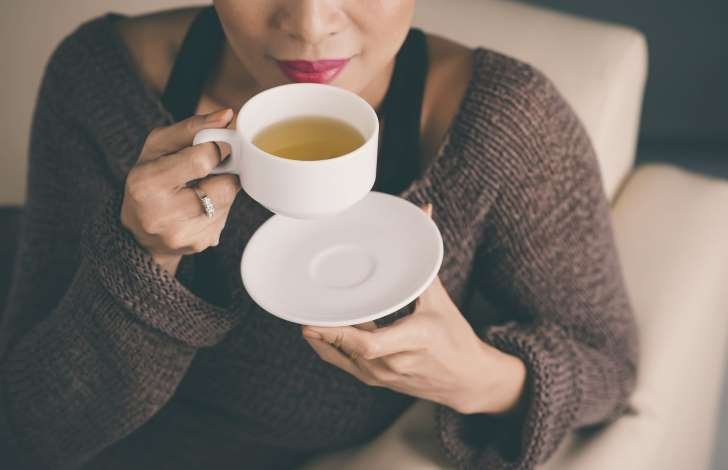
241;191;443;326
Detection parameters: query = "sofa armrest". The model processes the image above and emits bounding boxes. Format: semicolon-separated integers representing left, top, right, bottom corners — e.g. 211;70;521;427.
300;163;728;470
539;163;728;470
412;0;648;202
548;163;728;469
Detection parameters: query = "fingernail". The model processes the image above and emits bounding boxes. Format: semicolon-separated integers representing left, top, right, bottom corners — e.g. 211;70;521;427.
205;108;233;123
302;328;323;340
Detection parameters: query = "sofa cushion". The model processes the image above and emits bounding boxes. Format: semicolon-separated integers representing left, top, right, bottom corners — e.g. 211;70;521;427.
412;0;648;202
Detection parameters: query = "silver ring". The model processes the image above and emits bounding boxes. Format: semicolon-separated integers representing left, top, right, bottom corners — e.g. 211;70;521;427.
193;188;215;219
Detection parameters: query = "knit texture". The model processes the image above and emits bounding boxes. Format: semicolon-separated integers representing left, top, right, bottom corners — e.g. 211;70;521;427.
0;13;638;470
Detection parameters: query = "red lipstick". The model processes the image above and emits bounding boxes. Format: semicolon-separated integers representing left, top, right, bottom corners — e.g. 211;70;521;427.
276;59;350;84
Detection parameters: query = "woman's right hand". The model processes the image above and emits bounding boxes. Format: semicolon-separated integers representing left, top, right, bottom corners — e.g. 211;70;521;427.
120;108;241;275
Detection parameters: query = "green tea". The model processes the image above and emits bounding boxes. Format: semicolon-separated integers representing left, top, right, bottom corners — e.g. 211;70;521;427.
253;116;365;161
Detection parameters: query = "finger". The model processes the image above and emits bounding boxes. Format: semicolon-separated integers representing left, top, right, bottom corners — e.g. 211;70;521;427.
303;330;402;388
413;203;434;307
144;223;204;257
303;326;371;358
140;108;234;161
139;177;233;234
151;209;226;255
195;214;228;248
415;275;456;312
354;321;378;331
174;175;241;220
152;141;231;189
382;351;420;375
305;321;423;360
335;339;399;385
421;202;433;218
367;320;426;358
304;337;368;380
415;274;439;307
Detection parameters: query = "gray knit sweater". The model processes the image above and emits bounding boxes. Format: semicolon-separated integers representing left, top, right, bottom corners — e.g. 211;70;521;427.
0;13;638;470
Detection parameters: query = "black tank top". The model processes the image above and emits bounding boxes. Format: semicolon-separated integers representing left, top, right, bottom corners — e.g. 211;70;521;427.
160;6;429;196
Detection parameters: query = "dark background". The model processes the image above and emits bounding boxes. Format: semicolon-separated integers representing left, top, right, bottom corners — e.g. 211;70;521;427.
526;0;727;176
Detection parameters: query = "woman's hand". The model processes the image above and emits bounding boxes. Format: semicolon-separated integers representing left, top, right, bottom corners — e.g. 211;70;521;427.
121;108;241;275
302;204;527;415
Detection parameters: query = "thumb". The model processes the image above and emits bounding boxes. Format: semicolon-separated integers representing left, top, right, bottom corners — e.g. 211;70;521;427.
354;321;378;331
420;202;433;218
414;202;434;309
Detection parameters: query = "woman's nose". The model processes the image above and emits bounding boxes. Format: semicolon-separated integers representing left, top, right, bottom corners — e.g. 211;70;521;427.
276;0;346;46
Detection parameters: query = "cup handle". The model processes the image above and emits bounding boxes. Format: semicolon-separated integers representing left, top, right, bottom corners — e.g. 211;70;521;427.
193;128;241;175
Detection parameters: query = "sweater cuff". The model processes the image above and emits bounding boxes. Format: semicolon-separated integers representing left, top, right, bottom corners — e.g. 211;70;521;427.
437;321;581;470
80;190;242;347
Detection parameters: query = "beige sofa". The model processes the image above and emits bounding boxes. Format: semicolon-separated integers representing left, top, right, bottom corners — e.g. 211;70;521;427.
2;1;726;469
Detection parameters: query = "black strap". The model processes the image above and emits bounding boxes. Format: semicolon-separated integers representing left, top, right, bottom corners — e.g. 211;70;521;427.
160;6;429;196
372;28;429;194
160;7;225;122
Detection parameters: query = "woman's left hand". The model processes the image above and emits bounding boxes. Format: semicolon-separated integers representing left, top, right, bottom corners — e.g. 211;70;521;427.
302;203;527;415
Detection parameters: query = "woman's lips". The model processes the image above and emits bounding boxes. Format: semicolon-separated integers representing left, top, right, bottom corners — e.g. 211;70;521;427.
276;59;350;84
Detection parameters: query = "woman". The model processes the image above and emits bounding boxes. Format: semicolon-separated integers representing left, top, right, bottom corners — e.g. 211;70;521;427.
0;1;638;469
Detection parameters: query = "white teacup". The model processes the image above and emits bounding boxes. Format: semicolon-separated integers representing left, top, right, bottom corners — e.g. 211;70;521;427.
193;83;379;219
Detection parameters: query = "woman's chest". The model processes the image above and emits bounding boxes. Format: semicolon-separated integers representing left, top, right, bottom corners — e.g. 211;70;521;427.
173;163;490;439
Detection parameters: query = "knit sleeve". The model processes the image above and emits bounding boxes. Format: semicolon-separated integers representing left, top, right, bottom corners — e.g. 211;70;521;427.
0;30;246;470
436;61;639;470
